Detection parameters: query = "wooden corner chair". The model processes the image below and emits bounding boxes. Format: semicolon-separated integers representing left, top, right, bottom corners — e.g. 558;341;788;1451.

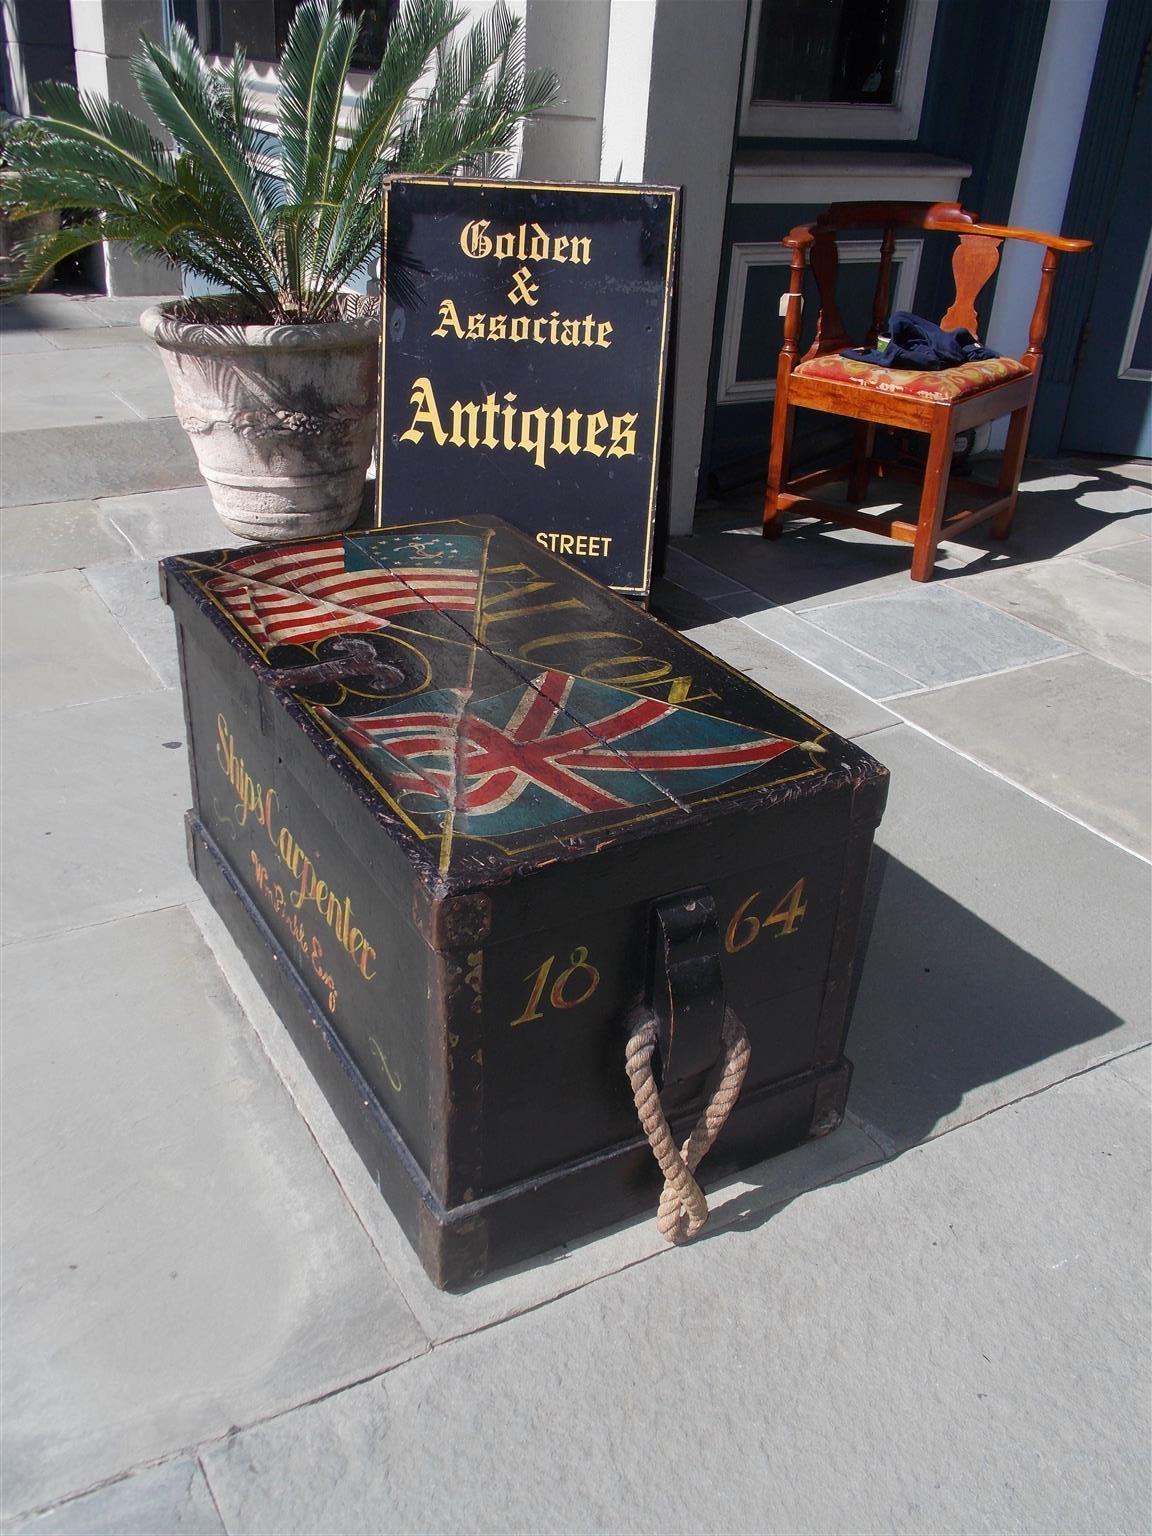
762;201;1091;581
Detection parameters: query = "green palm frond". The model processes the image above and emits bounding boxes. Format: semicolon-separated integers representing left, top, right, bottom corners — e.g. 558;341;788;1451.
277;1;359;206
3;0;559;322
133;26;280;283
30;82;173;188
392;2;557;176
319;0;461;264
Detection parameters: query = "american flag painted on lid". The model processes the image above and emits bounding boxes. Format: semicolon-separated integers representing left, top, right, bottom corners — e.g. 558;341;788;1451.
317;669;818;837
206;533;483;650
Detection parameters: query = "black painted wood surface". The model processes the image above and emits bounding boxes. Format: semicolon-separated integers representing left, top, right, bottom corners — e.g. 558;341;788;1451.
161;514;888;1288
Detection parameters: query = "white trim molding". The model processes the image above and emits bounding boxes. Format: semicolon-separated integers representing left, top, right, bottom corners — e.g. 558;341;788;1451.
730;150;970;206
740;0;939;141
717;237;923;405
1118;231;1152;384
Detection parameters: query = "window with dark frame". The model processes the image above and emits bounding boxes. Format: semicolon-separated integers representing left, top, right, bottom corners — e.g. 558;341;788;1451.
753;0;911;106
177;0;399;70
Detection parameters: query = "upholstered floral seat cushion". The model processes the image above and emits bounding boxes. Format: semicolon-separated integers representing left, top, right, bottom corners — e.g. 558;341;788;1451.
792;352;1030;404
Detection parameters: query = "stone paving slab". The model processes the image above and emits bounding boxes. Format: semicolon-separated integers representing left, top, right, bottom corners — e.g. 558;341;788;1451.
0;418;200;506
686;462;1151;590
0;369;142;432
995;470;1152;559
0;330;58;354
1105;1044;1151;1101
199;1064;1151;1536
40;326;155;351
1083;540;1152;585
0;294;171;331
681;522;967;610
1;296;111;333
98;486;243;561
0;501;133;577
84;558;181;687
724;634;897;739
896;653;1151;858
803;583;1076;691
1076;482;1152;514
0;346;174;432
716;591;922;697
648;577;722;631
0;906;427;1521
190;898;887;1345
959;557;1151;675
0;690;196;944
0;569;162;715
848;724;1151;1150
661;544;747;598
1100;459;1152;486
676;614;793;674
7;1457;225;1536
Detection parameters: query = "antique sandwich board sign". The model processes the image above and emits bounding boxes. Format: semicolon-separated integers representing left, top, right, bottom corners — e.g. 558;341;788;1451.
375;177;679;597
161;515;888;1289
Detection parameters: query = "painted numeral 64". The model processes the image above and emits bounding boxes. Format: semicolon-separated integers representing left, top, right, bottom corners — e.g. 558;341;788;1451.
725;879;808;953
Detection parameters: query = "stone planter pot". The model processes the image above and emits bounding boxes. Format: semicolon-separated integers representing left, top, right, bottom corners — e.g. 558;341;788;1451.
140;297;379;541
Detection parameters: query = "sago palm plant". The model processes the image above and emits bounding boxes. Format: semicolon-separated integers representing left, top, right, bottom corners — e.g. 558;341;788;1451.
2;0;558;321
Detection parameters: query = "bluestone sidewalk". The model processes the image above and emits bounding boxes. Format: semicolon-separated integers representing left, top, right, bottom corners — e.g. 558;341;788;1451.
2;293;1149;1535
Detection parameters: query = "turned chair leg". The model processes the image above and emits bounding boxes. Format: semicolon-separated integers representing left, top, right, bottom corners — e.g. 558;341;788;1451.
910;421;954;582
991;404;1032;539
763;397;796;541
847;422;875;503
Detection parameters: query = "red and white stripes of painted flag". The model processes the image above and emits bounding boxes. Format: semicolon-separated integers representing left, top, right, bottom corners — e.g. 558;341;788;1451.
208;539;480;649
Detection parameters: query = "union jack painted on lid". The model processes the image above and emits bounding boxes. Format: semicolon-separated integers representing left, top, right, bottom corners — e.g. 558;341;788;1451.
318;669;819;836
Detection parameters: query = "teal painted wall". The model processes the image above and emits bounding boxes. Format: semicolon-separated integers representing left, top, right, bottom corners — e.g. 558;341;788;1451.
1030;0;1150;453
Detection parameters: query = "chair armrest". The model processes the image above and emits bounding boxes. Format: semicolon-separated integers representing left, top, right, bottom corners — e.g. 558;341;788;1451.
926;215;1091;254
783;224;816;250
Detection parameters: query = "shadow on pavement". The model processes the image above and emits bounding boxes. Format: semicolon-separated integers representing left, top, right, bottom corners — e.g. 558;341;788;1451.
697;847;1128;1237
681;460;1150;608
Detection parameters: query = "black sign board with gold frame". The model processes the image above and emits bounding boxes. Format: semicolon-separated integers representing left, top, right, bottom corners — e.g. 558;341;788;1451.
375;176;679;597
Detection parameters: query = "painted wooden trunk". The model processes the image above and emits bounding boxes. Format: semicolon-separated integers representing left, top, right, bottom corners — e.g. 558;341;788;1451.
160;514;888;1289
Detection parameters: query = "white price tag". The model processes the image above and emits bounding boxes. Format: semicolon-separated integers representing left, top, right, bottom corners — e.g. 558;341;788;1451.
778;292;803;318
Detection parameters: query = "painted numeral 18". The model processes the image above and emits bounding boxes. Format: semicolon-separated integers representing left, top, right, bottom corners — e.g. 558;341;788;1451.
510;946;600;1027
725;879;808;954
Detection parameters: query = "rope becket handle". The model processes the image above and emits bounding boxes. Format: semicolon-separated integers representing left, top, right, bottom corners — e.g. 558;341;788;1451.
625;1004;751;1245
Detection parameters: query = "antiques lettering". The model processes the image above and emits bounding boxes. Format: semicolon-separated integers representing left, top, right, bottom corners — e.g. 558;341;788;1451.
400;377;637;470
216;711;378;981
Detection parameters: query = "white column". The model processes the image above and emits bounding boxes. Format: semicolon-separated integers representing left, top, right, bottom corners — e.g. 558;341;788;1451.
599;0;657;183
985;0;1108;446
636;0;747;534
69;0;175;294
520;0;611;181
